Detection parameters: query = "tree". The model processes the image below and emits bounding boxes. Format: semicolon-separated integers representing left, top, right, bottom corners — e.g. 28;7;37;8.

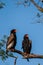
0;1;5;9
0;35;43;65
0;0;43;12
0;0;43;65
1;0;43;24
16;0;43;12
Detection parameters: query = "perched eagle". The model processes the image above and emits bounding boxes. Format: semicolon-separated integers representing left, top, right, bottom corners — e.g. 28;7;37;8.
6;29;17;54
22;34;32;61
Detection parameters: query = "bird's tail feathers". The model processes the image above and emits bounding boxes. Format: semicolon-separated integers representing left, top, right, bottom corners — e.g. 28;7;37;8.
27;58;29;62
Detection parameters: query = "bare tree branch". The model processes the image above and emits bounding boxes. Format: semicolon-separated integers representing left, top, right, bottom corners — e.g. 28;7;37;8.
17;0;43;12
9;49;43;59
30;0;43;12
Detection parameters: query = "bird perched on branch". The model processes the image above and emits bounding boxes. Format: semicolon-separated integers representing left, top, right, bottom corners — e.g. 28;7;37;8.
6;29;17;54
22;34;32;61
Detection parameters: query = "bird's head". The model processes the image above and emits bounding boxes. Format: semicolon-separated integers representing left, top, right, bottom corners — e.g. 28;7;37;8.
25;34;28;38
11;29;16;33
24;34;29;39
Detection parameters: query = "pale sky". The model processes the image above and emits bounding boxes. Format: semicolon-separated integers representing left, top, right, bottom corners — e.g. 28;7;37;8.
0;0;43;65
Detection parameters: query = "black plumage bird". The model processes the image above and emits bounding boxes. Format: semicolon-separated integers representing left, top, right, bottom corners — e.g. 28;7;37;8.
6;29;17;54
22;34;32;61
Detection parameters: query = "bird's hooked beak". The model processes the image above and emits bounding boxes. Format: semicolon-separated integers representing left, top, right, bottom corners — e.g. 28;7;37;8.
14;30;16;32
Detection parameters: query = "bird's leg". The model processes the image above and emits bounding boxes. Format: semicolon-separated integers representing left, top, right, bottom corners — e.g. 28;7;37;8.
24;52;27;55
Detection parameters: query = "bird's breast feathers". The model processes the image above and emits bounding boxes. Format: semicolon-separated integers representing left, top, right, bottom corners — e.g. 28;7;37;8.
7;41;14;49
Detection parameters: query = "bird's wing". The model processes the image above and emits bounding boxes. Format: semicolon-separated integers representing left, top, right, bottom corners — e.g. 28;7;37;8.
22;40;24;48
29;40;32;44
7;33;14;45
29;40;32;49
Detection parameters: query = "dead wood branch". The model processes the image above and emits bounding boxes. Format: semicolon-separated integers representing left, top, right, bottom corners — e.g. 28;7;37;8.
30;0;43;12
10;49;43;59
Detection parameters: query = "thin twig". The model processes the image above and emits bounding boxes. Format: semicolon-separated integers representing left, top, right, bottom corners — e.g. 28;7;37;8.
14;58;17;65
